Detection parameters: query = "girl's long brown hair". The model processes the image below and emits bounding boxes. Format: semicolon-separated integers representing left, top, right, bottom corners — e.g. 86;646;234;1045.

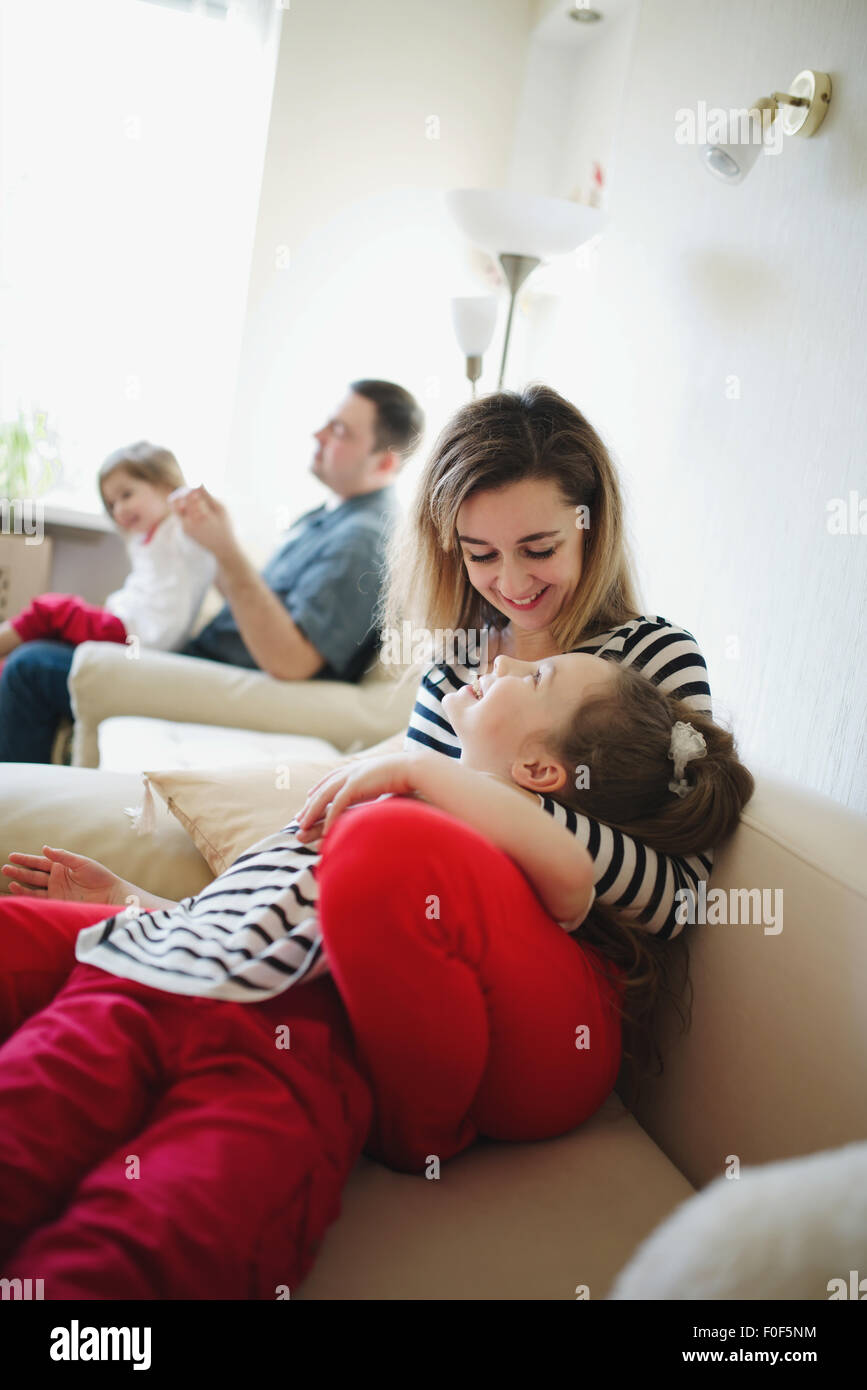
549;662;755;1109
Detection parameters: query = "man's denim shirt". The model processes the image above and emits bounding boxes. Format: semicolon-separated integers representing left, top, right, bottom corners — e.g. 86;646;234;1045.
180;486;398;683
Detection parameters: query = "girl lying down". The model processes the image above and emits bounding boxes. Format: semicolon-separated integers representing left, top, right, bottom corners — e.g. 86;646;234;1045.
0;651;753;1298
6;652;753;1003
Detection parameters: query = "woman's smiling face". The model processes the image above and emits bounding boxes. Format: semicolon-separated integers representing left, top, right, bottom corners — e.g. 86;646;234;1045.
456;479;584;632
443;651;618;787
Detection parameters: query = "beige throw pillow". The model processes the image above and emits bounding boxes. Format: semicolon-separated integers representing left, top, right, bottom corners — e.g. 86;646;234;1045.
142;731;406;876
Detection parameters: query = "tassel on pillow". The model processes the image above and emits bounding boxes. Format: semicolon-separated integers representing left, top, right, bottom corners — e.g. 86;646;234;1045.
124;773;157;835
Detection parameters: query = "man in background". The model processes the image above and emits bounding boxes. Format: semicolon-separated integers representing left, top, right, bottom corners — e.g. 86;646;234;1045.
0;378;424;762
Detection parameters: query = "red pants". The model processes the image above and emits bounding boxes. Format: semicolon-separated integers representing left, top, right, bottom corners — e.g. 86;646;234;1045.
10;592;127;645
0;799;624;1299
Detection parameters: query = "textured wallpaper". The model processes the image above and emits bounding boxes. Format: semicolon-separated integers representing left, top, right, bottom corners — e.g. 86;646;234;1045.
520;0;866;812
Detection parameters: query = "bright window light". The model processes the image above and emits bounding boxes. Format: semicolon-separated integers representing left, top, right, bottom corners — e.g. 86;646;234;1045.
0;0;281;511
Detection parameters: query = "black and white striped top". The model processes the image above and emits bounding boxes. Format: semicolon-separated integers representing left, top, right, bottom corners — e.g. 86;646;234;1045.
74;820;331;1002
403;615;714;940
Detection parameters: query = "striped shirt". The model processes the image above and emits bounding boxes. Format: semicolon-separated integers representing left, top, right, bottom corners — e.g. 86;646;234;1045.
73;787;588;1001
403;615;714;940
74;820;331;1002
74;615;712;999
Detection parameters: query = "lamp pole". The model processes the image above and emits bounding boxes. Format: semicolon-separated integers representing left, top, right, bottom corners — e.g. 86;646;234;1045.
497;253;541;389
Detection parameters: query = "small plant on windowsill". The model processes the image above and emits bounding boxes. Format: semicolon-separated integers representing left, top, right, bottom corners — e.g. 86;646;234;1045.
0;408;63;502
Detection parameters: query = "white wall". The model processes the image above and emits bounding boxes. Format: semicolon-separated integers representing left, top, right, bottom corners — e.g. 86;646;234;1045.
225;0;534;545
513;0;637;202
224;0;866;813
516;0;867;813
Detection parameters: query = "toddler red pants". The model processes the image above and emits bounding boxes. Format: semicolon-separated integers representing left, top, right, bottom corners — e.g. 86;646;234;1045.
10;592;127;645
0;799;624;1299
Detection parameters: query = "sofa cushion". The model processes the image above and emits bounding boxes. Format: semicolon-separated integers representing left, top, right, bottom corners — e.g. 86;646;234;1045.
630;767;867;1186
0;764;214;903
296;1095;697;1300
138;731;407;876
142;759;343;876
97;715;341;774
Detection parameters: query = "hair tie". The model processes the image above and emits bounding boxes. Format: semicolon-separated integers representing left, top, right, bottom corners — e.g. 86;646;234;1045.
668;721;707;798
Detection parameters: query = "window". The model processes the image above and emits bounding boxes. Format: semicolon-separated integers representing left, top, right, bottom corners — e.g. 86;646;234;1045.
0;0;282;510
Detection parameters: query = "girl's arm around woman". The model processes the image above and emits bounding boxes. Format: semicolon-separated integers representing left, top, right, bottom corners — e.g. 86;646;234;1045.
296;752;595;927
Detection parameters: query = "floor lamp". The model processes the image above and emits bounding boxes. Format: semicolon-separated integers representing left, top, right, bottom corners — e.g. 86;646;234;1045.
446;188;604;390
451;296;498;398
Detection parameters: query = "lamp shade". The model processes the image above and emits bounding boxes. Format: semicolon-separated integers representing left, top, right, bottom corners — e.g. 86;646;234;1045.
699;107;768;184
445;188;603;258
450;296;498;356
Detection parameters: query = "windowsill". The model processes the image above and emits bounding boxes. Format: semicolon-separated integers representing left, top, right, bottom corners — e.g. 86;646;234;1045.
40;501;114;535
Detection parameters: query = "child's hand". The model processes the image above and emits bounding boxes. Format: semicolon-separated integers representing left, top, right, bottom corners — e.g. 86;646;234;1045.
169;485;236;562
295;754;418;840
1;846;124;905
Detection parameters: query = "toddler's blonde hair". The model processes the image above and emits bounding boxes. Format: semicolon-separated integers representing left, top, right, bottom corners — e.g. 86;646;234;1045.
98;441;185;516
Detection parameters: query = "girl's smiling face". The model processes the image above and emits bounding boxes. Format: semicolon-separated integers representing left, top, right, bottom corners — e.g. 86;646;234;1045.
443;651;618;794
456;479;584;635
101;468;172;535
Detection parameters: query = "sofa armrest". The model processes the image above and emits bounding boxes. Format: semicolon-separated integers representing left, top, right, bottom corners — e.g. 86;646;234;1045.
68;642;420;768
0;764;213;902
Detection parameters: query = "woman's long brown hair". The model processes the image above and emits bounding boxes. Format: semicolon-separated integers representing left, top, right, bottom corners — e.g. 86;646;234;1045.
379;383;642;660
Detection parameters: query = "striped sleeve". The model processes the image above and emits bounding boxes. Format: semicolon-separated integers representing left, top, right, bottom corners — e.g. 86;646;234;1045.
74;823;330;1000
567;615;714;937
403;663;465;757
535;793;713;939
585;615;712;715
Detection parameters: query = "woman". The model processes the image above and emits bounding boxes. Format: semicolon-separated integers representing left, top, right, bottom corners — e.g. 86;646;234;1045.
382;381;712;938
0;385;715;1298
310;383;713;1167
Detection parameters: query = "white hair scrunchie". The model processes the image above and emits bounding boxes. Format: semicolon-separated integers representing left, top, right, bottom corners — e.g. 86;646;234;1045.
668;721;707;798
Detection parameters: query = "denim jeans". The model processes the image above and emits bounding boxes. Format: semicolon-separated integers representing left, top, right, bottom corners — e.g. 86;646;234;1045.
0;641;75;763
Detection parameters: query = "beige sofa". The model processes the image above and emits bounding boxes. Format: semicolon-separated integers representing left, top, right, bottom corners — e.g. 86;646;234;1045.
35;529;423;768
1;757;865;1299
58;639;421;770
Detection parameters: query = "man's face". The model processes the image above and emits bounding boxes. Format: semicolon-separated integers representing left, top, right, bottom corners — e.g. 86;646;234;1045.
311;392;384;496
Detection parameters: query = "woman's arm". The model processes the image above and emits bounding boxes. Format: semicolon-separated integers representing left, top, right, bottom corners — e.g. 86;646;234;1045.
296;752;595;925
536;794;714;939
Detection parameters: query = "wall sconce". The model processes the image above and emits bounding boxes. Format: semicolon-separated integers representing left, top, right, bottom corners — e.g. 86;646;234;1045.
701;69;831;185
450;297;498;397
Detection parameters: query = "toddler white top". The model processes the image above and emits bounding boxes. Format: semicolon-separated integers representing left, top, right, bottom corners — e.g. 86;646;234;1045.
103;512;217;651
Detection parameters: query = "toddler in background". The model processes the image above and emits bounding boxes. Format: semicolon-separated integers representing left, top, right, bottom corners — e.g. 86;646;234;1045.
0;441;217;658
